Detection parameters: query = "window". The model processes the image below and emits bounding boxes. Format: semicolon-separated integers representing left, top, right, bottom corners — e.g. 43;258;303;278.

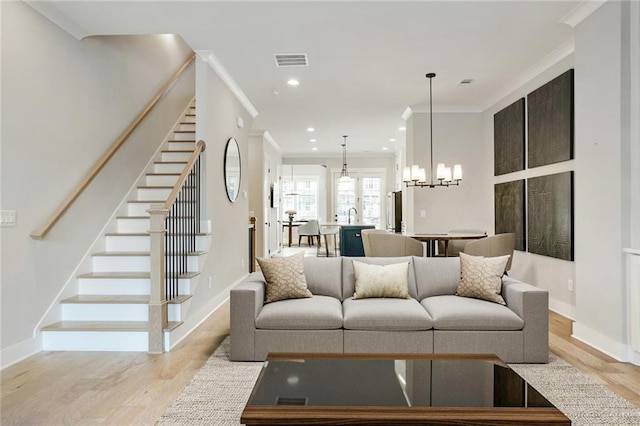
282;176;319;221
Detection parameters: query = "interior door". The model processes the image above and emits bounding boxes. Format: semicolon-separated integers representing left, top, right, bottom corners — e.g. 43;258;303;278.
333;171;384;228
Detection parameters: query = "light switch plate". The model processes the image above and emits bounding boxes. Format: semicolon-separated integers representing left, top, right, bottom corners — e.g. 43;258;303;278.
0;210;16;227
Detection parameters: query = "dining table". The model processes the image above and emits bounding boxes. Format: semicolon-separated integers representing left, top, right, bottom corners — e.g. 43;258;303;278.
403;232;487;257
282;221;304;247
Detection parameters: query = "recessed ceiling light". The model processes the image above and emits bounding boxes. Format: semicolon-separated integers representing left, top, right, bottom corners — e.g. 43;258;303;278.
287;79;300;86
382;147;388;151
312;147;318;151
310;138;317;142
389;138;396;142
399;126;406;131
307;127;315;132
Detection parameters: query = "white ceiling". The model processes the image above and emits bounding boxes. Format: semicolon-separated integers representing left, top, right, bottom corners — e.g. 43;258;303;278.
31;0;585;156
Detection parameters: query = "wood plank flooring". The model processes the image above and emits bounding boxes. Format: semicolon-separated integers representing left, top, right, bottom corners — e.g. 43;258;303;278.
1;305;638;425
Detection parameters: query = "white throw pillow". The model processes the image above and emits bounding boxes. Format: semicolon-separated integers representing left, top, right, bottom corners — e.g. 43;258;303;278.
352;260;410;299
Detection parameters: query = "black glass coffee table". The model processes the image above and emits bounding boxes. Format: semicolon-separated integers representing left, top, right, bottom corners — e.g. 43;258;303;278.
241;353;570;425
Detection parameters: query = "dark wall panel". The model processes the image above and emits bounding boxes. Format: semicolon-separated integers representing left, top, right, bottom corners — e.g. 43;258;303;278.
494;98;525;176
495;180;525;251
527;69;574;168
527;172;573;260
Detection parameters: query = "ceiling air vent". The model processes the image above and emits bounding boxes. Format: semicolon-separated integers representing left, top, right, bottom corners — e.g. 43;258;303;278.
274;53;308;67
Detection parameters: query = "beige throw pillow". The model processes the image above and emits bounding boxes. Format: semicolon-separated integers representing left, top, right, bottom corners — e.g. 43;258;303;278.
257;253;312;303
456;252;510;305
352;260;410;299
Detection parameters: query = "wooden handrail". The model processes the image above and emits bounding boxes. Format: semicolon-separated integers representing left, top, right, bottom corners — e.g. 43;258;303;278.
30;53;196;240
163;140;206;210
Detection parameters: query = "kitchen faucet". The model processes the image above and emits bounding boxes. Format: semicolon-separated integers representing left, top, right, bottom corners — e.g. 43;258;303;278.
348;207;358;224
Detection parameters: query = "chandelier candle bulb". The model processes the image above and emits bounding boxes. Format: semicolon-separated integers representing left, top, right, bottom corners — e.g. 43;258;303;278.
418;168;427;183
403;167;412;182
436;163;446;180
411;165;420;181
453;164;462;181
444;167;452;183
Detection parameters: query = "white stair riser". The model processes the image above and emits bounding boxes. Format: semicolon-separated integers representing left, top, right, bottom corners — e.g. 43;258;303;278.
92;255;199;272
183;116;195;123
172;132;196;141
62;303;148;321
42;331;148;351
117;218;150;233
79;279;194;296
161;151;192;162
137;187;172;201
146;174;180;186
106;234;150;251
179;123;195;131
154;162;187;173
168;141;196;151
79;278;191;295
106;234;209;251
168;304;181;322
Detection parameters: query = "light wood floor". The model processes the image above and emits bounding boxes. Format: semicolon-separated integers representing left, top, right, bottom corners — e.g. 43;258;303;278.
1;305;639;425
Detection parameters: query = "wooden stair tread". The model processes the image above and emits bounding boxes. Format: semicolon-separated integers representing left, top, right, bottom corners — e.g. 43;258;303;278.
61;295;192;304
91;251;207;257
62;295;149;304
154;161;187;164
174;130;195;133
146;173;181;176
168;140;196;143
161;150;194;153
137;185;174;189
77;271;200;279
42;321;149;332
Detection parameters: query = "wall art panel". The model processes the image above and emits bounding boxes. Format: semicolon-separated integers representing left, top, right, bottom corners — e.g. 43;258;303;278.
495;180;525;251
494;98;525;176
527;172;573;260
527;69;574;168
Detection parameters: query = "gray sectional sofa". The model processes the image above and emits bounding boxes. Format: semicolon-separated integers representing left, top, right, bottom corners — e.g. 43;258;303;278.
230;256;548;363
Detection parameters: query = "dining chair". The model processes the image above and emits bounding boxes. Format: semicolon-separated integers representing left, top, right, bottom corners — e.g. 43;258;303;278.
297;220;320;246
361;230;424;257
318;225;340;257
463;232;516;272
438;228;486;257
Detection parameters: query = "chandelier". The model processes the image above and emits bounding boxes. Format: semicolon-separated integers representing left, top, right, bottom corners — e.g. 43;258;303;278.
403;73;462;188
339;135;352;183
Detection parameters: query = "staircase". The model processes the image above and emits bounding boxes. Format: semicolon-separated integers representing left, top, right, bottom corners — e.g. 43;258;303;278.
41;102;209;352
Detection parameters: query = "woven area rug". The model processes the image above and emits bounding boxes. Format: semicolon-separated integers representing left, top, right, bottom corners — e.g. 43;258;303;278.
157;337;640;425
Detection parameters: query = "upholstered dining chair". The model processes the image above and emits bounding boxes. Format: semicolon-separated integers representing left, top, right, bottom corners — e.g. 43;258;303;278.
438;228;487;257
463;232;517;272
297;220;320;246
361;230;424;257
318;225;340;257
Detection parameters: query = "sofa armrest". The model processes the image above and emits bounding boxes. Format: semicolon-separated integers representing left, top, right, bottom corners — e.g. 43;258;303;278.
230;275;265;361
502;277;549;363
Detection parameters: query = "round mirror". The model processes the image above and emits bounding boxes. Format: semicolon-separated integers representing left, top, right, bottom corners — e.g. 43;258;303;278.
224;137;241;202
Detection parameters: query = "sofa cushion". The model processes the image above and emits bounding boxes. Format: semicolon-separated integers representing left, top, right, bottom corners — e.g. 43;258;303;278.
303;257;343;299
352;260;410;299
342;256;417;300
343;297;433;331
256;295;343;330
257;253;312;303
413;256;461;299
421;295;524;331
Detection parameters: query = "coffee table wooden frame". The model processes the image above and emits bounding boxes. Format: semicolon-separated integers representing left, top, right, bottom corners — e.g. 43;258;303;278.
241;352;571;426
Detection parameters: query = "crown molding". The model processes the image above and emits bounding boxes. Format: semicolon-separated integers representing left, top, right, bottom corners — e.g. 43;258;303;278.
195;50;258;119
402;104;482;120
481;39;574;112
25;1;89;40
263;131;283;156
560;0;608;28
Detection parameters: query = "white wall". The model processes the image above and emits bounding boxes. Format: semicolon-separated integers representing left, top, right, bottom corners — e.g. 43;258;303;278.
573;0;632;360
193;58;254;314
0;2;194;354
404;112;491;233
482;55;576;317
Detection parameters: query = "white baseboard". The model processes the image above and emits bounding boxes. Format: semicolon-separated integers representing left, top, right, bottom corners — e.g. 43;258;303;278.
1;334;41;370
164;278;240;351
573;321;632;363
549;297;576;320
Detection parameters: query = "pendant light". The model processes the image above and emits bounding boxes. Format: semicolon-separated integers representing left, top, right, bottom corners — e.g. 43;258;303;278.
339;135;352;183
403;73;462;188
284;164;299;196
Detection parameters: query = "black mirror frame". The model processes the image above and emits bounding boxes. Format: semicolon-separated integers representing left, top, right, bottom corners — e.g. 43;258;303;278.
224;137;241;202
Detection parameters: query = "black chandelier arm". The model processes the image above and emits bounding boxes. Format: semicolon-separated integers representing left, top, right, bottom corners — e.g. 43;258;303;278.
404;180;461;188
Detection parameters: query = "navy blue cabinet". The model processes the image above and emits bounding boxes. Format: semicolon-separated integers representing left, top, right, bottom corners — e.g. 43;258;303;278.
339;225;375;257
